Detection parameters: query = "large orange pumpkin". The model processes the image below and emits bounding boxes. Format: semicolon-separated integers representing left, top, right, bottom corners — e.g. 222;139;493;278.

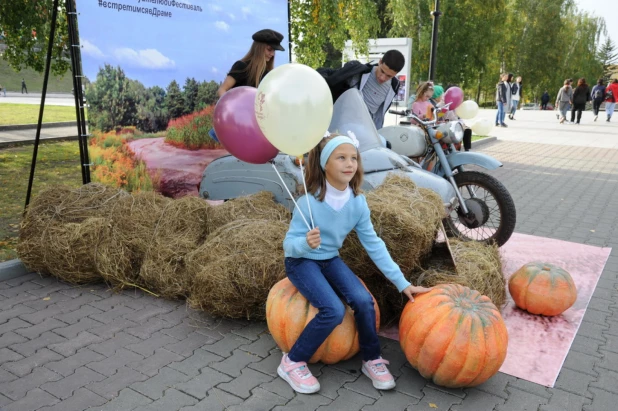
399;284;508;388
266;277;380;364
508;262;577;316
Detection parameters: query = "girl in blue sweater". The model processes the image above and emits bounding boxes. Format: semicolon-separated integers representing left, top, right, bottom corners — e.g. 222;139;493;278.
278;134;433;394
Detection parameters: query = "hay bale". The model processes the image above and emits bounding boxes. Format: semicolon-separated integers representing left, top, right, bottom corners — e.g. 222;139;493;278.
206;191;291;234
414;240;506;309
355;239;505;327
19;218;117;284
187;219;288;320
18;184;130;274
92;191;172;289
339;173;445;324
138;196;211;298
341;173;444;276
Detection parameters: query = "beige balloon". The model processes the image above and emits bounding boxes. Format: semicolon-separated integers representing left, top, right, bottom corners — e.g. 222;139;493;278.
471;118;494;135
255;63;333;157
454;100;479;120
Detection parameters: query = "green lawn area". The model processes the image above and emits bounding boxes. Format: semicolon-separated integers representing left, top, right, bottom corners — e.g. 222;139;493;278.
0;103;78;125
472;135;489;141
0;141;83;262
0;58;74;93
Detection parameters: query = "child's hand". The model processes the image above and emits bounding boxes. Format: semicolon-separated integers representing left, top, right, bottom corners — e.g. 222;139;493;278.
403;285;434;302
306;227;321;249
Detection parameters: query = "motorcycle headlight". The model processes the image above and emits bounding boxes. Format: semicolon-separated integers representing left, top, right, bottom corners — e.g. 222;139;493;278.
437;121;464;144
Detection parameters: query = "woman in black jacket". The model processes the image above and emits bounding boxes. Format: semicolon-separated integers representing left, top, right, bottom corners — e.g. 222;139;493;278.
570;78;591;124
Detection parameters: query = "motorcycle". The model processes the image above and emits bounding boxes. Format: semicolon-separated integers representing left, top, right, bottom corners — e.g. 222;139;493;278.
379;108;516;246
199;89;459;216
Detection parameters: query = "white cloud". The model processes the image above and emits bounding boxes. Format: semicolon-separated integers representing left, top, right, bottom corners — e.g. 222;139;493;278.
209;4;222;12
81;39;105;58
215;21;229;31
241;7;251;18
228;13;236;20
211;67;219;74
113;48;176;70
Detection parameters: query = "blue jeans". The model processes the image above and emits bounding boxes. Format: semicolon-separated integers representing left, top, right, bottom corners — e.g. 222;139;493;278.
284;256;381;363
606;102;616;119
496;101;506;124
510;99;519;116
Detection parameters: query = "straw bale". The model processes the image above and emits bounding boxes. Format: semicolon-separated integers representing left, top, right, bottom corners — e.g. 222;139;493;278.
341;173;444;277
187;219;288;320
138;196;211;298
206;191;291;234
19;217;122;284
414;240;506;309
18;184;129;275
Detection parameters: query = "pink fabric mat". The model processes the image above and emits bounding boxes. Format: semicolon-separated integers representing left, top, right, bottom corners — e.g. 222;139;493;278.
379;232;611;387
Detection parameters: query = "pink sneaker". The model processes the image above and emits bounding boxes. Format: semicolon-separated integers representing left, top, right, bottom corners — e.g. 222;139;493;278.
277;353;320;394
362;358;396;390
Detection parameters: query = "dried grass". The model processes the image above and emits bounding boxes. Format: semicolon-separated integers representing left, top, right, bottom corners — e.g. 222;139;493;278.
187;219;288;320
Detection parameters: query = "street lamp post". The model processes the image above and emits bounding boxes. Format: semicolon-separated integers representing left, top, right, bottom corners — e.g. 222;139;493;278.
428;0;442;81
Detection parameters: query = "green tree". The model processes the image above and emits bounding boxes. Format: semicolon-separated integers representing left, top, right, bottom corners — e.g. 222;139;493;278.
0;0;70;75
183;77;199;114
289;0;381;67
137;86;169;132
165;80;185;119
85;64;133;131
196;80;219;108
597;37;617;82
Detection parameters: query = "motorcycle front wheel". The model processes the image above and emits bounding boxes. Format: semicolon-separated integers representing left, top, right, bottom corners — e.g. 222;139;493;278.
444;170;516;247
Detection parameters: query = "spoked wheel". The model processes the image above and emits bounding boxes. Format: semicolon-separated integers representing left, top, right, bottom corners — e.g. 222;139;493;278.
444;171;516;246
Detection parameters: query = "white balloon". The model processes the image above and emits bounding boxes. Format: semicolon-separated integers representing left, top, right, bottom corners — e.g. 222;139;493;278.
471;118;494;135
255;63;333;156
454;100;479;120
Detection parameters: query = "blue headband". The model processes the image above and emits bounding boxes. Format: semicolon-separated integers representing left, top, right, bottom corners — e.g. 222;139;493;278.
320;136;357;170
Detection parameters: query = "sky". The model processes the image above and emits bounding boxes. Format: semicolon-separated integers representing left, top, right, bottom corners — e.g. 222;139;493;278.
77;0;290;88
575;0;616;45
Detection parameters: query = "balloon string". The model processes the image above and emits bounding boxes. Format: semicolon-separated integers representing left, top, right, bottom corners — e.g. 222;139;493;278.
270;162;312;231
299;158;315;230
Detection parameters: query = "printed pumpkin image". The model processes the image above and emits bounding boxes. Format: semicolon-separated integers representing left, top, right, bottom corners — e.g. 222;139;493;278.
508;262;577;316
266;277;380;364
399;284;508;388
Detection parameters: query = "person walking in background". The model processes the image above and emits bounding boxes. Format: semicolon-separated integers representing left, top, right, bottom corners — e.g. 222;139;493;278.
509;76;522;120
570;78;590;125
605;78;618;122
0;83;4;97
541;90;550;110
21;78;28;94
555;80;573;124
590;79;606;121
495;73;510;127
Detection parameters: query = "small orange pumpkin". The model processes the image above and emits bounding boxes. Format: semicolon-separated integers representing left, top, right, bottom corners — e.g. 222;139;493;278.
508;262;577;316
399;284;508;388
266;277;380;364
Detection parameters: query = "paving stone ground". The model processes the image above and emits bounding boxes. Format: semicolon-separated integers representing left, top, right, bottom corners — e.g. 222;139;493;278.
1;137;618;410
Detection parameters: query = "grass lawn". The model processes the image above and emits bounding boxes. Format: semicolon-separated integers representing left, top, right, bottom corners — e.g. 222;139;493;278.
0;58;74;93
0;141;83;262
472;135;489;141
0;103;78;125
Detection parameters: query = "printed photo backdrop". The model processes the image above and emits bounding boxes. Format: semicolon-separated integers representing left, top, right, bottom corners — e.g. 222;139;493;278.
75;0;290;197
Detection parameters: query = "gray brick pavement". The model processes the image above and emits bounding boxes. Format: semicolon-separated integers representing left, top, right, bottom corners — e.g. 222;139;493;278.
1;140;618;410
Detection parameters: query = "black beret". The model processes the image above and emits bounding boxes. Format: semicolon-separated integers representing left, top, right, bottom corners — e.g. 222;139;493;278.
252;29;285;51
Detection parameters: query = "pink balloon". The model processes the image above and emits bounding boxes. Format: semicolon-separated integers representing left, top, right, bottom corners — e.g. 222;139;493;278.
213;87;279;164
444;87;464;110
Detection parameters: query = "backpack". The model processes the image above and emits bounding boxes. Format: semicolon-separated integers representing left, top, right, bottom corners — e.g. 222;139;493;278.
593;87;603;100
607;89;615;102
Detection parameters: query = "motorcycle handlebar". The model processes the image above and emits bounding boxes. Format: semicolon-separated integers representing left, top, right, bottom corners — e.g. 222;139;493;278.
388;109;408;116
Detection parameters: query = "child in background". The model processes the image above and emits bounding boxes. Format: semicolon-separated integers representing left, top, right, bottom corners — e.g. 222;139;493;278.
411;82;435;122
278;134;432;394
